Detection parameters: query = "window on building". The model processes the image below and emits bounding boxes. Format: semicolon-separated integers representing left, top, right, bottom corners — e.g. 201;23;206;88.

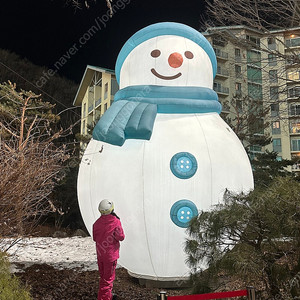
249;145;262;160
247;50;261;67
289;119;300;133
287;70;300;81
235;48;241;61
213;82;220;91
235;65;242;78
268;54;277;66
82;120;86;135
248;83;262;100
249;118;264;135
250;145;262;152
246;35;260;47
104;82;108;99
212;36;226;47
288;86;300;98
213;82;229;94
290;103;300;116
273;138;282;152
235;82;242;95
111;79;119;95
286;53;300;65
214;82;221;92
270;103;279;117
269;70;278;83
268;37;277;50
270;86;279;100
104;103;108;113
214;48;228;59
236;100;243;113
286;55;294;65
291;139;300;151
247;66;262;83
286;36;300;47
272;121;281;134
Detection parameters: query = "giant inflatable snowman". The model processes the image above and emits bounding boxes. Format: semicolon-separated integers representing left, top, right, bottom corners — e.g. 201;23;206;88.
78;22;254;281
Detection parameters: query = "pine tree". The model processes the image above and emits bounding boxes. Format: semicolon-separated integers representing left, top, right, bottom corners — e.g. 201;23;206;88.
185;177;300;299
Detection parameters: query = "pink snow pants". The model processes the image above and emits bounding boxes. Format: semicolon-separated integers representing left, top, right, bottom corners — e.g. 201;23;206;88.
97;260;117;300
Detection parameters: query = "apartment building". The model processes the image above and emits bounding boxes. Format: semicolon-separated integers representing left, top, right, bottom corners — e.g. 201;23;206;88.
204;25;300;172
73;65;118;137
74;27;300;171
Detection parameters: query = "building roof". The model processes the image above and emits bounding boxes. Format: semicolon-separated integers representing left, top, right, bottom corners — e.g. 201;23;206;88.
73;65;115;106
269;27;300;34
203;25;263;36
203;25;300;36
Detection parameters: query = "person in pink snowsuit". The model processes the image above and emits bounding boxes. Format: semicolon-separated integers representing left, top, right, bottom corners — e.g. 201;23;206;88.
93;199;125;300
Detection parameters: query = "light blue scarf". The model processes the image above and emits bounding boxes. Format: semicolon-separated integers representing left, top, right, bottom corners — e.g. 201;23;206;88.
92;85;221;146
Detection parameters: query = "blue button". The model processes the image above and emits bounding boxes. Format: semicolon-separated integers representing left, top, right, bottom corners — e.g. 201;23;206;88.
170;152;198;179
170;200;198;228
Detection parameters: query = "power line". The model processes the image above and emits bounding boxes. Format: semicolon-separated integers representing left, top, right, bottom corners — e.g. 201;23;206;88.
0;61;82;119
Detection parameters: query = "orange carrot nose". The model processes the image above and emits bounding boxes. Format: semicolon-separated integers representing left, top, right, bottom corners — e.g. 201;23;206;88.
168;52;183;68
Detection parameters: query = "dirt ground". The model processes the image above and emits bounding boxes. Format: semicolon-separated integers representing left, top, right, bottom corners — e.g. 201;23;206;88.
15;264;190;300
10;225;189;300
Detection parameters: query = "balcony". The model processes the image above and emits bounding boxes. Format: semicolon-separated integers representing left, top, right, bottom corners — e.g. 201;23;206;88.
286;54;300;67
214;85;229;95
289;105;300;117
235;55;242;62
290;120;300;134
287;86;300;101
95;98;102;108
268;43;277;51
88;103;94;114
291;139;300;152
214;48;228;60
216;67;229;78
285;37;300;48
287;71;300;85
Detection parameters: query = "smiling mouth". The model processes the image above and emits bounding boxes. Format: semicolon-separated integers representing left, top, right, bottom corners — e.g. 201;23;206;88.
151;68;182;80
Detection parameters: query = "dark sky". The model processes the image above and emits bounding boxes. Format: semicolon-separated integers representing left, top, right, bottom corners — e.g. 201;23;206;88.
0;0;206;83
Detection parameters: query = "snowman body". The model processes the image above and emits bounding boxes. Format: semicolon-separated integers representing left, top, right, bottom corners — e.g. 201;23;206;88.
77;23;254;281
78;112;253;280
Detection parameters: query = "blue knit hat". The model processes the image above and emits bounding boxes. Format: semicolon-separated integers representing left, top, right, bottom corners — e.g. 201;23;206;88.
115;22;217;84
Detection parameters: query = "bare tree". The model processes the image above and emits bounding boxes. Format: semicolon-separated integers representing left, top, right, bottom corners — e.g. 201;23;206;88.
203;0;300;87
0;82;69;237
66;0;114;16
221;95;272;149
203;0;300;170
204;0;300;31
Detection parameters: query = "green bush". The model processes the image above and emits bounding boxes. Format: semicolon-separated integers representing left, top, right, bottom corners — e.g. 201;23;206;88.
0;252;32;300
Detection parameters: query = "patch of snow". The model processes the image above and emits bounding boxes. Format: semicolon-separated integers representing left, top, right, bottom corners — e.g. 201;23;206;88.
1;237;99;272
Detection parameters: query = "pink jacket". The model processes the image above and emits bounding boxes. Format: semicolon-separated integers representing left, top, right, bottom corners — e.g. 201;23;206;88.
93;214;125;262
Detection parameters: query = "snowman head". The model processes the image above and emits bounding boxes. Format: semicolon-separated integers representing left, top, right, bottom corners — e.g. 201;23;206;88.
115;22;217;90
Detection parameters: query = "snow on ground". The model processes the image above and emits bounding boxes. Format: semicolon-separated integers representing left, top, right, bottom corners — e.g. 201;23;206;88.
1;237;99;272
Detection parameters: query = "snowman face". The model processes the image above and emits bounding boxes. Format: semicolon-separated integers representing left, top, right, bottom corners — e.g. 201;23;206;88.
119;35;214;89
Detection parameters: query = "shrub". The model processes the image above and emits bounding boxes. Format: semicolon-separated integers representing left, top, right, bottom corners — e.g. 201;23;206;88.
0;252;32;300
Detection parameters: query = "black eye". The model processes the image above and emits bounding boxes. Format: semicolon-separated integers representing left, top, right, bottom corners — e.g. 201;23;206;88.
184;51;194;59
151;49;161;58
